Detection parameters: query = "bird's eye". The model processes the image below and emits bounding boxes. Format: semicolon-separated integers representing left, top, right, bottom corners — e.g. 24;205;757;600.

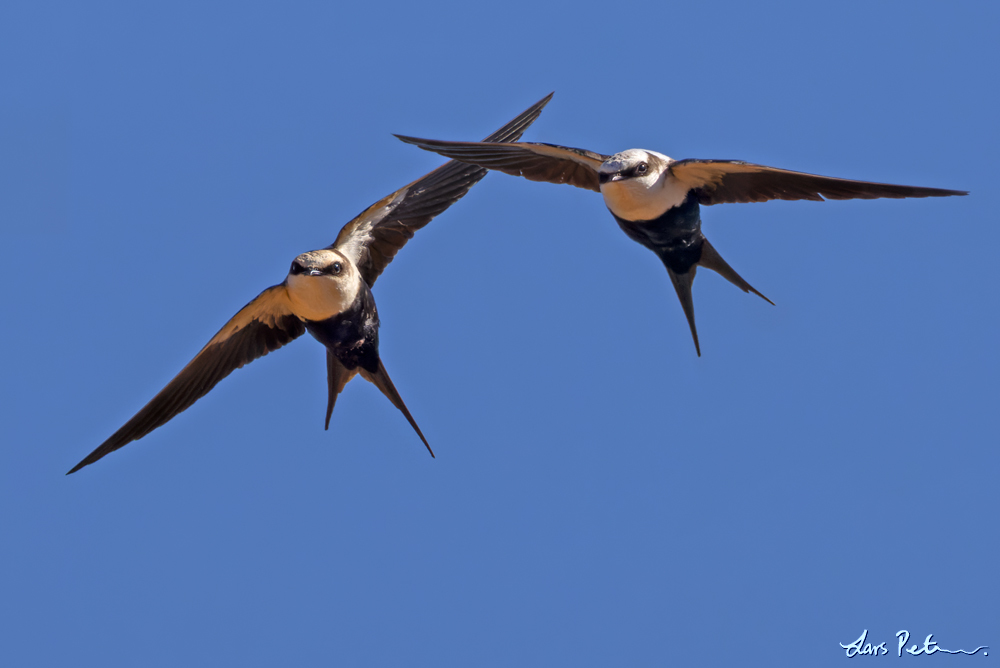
290;261;303;275
331;262;342;275
636;162;648;175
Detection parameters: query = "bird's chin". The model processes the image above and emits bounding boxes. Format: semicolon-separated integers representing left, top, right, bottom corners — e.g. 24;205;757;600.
600;180;657;221
287;272;358;321
602;172;689;221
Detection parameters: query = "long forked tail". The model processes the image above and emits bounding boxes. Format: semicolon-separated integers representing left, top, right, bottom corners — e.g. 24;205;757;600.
698;238;773;306
664;265;702;357
325;351;358;430
360;359;434;458
660;236;773;357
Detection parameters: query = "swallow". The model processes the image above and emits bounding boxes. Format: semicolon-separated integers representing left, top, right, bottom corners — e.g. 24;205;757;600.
395;132;967;356
67;94;552;474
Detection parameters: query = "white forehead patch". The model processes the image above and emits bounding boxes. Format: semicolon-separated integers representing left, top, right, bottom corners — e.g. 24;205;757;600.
293;248;346;269
600;149;649;174
599;149;675;175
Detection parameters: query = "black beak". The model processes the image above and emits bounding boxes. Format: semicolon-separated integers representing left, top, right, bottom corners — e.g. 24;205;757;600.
307;269;323;276
598;172;624;185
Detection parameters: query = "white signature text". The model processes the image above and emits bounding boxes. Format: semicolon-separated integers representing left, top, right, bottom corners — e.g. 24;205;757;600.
840;630;988;658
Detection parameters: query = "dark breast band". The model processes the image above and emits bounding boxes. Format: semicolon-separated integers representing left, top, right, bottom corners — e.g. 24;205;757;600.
305;285;381;374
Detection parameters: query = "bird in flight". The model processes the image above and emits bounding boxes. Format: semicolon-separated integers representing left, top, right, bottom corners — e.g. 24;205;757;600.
396;133;967;356
68;94;552;474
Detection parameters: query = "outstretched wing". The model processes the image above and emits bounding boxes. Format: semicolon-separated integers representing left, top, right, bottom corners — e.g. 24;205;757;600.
394;136;608;193
333;93;553;288
668;159;968;205
68;285;305;474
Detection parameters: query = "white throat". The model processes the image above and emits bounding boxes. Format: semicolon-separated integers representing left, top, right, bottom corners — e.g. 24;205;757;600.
286;272;360;322
599;150;689;222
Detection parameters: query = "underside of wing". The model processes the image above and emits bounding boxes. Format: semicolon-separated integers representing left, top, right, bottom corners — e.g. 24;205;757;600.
333;94;553;288
394;137;608;193
68;285;306;474
670;159;968;205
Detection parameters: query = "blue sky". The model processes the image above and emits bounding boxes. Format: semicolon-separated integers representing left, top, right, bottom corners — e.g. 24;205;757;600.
1;1;997;666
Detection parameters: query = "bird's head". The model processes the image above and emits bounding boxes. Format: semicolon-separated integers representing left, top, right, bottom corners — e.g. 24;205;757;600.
599;149;684;221
286;249;362;321
599;149;669;184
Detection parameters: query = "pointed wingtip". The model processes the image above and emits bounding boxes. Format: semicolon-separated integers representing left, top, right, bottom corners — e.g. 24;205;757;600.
395;92;554;148
66;456;91;475
394;134;429;149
